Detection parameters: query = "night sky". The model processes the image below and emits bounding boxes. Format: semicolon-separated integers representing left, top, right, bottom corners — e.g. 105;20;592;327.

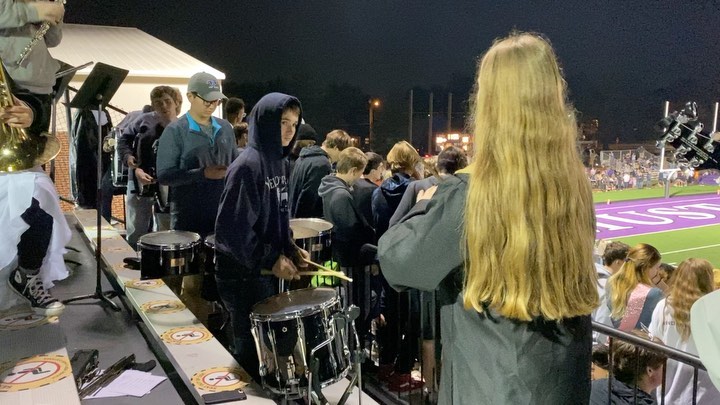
66;1;720;144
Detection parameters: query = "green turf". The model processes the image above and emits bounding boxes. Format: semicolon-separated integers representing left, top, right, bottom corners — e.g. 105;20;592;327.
592;184;718;203
614;224;720;267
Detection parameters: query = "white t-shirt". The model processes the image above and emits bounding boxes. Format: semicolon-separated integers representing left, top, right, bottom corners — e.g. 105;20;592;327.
649;298;720;404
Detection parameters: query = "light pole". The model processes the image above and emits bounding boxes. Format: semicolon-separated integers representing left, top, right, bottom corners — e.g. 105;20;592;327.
368;98;380;147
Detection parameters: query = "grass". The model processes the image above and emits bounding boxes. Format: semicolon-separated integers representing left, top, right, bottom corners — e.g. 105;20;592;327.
614;224;720;267
592;184;718;203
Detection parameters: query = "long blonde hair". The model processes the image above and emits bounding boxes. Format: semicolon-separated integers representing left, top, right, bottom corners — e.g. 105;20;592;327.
667;258;714;341
463;32;598;321
608;243;661;320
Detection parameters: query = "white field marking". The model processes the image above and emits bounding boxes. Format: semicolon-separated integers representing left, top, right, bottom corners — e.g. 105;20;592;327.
595;195;720;213
660;243;720;256
602;223;720;239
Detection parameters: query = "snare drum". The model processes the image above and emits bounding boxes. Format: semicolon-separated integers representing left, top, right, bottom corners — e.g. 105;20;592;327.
290;218;333;263
138;231;201;279
250;288;350;396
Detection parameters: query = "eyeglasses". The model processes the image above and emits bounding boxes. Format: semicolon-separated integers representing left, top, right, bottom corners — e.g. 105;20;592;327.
192;93;221;107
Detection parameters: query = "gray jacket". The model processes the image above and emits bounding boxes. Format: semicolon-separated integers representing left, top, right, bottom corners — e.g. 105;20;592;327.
378;173;592;404
0;0;61;94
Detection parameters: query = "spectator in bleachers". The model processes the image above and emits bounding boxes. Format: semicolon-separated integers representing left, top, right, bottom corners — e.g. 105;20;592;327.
714;268;720;290
352;152;384;227
650;258;720;404
224;97;245;126
379;32;598;404
318;147;374;268
318;147;376;345
372;140;422;238
233;123;248;152
594;242;630;330
590;330;666;405
389;145;468;227
288;123;317;173
652;262;675;293
606;243;664;331
289;129;351;218
371;140;423;388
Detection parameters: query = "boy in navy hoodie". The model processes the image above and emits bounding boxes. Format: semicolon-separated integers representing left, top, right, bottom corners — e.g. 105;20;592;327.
214;93;309;380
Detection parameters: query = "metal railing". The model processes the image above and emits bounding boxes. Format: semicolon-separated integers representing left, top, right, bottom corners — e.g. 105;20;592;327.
592;321;706;405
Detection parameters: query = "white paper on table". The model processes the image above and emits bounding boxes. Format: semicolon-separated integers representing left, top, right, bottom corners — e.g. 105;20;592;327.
85;388;126;399
83;369;167;399
100;370;167;397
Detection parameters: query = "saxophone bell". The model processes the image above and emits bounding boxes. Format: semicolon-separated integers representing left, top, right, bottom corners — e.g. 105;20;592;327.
0;58;61;173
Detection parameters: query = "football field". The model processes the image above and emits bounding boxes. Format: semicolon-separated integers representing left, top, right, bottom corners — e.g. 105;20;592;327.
594;186;720;266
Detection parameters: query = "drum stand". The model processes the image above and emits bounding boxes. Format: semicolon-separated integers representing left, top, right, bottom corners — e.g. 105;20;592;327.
305;305;364;405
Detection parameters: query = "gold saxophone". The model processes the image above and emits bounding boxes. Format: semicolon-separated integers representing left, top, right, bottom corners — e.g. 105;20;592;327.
16;0;67;67
0;59;60;172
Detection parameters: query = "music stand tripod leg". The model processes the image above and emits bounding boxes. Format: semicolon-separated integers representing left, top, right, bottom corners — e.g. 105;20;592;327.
62;95;120;311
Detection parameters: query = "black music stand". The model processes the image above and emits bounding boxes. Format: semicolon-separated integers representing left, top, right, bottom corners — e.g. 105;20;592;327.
63;63;128;311
49;60;92;183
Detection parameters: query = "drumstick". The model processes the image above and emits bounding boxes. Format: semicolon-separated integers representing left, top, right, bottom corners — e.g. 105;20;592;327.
260;269;353;282
302;257;336;273
300;259;353;282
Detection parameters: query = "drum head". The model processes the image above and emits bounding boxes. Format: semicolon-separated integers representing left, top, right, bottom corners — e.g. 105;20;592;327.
138;230;201;250
251;288;338;320
291;225;318;240
290;218;333;234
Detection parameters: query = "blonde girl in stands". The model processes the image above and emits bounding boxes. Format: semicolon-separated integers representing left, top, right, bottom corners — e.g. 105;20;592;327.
606;243;664;331
379;31;598;404
649;258;720;404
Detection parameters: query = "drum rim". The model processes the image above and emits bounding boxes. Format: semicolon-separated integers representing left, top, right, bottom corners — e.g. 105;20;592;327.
137;230;202;250
250;288;339;321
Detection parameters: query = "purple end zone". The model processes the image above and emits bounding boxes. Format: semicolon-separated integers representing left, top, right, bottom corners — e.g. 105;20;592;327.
595;194;720;239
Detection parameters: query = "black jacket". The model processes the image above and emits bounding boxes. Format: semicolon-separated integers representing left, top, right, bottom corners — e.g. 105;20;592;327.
318;175;375;266
351;178;377;228
214;93;302;275
288;145;330;218
590;378;655;405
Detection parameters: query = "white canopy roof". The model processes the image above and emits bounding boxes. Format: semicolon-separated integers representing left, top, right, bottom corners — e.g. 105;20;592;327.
49;23;225;80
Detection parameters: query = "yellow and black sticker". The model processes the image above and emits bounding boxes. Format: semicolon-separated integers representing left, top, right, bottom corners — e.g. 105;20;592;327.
140;300;185;314
161;326;213;345
191;367;249;392
124;278;165;290
0;313;50;331
0;354;72;392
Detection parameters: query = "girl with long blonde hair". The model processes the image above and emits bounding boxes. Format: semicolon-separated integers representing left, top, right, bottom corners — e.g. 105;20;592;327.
649;258;719;404
606;243;664;331
379;32;597;404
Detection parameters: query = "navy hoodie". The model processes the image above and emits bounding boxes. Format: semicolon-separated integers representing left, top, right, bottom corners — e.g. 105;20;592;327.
371;172;413;238
214;93;302;275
